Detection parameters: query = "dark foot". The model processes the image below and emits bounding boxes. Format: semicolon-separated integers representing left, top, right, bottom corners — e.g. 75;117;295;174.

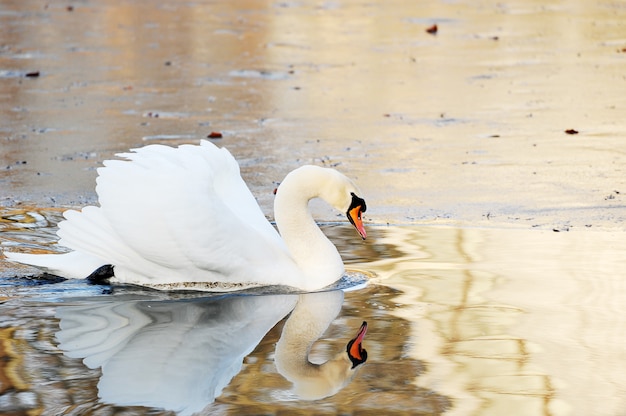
86;264;114;284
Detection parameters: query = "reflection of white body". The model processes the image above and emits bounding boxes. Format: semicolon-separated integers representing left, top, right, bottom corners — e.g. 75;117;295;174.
57;294;298;416
6;140;366;292
56;290;367;415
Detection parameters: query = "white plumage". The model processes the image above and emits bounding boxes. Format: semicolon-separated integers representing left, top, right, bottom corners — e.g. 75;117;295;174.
5;140;367;291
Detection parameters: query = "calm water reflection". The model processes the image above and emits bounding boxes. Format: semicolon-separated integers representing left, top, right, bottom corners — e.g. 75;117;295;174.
2;209;626;414
56;294;296;415
56;290;370;415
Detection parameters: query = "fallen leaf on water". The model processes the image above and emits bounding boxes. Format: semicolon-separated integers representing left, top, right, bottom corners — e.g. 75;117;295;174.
564;129;579;135
426;24;438;35
207;131;223;139
24;71;40;78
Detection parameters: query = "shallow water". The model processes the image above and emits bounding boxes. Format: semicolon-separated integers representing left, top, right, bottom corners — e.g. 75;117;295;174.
2;210;626;415
2;0;626;414
1;0;625;228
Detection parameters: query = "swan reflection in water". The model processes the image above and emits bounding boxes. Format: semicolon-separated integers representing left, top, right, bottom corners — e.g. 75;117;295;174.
55;290;368;415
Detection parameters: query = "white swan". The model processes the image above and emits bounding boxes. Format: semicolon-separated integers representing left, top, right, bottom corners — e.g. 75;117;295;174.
55;290;368;414
5;140;367;292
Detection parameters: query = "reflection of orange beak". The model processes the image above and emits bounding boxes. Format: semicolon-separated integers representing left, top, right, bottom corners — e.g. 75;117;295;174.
349;321;368;361
348;206;367;240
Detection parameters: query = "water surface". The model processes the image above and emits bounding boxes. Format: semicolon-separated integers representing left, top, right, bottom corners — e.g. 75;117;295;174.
1;0;625;228
1;0;626;414
2;209;626;415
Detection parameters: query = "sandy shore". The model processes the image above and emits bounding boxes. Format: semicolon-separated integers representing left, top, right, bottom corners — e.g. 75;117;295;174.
1;0;625;230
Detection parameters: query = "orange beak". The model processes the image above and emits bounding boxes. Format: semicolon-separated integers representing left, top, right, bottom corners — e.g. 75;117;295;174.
348;205;367;240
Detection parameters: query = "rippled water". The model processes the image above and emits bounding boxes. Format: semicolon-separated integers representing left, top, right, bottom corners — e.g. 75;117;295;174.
2;209;626;415
2;0;626;414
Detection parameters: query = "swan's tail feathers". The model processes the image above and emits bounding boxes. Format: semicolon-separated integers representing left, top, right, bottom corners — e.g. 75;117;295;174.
4;250;107;280
58;207;136;268
59;207;115;253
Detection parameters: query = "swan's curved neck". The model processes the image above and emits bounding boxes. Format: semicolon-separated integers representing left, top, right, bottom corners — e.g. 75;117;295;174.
274;291;349;399
273;167;344;291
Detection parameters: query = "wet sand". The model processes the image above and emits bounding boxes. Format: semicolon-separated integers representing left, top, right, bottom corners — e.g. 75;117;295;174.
1;0;624;229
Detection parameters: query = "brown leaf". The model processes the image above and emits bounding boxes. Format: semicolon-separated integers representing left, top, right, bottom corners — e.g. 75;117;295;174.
564;129;579;135
207;131;223;139
426;24;438;35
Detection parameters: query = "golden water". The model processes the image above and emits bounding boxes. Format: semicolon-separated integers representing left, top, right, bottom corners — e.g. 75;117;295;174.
1;0;626;413
1;0;625;228
2;209;626;415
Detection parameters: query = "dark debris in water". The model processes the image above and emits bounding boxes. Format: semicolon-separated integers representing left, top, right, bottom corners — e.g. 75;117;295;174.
426;24;438;35
0;70;40;79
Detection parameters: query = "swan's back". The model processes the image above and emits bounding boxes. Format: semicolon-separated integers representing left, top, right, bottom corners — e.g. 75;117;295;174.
57;141;299;289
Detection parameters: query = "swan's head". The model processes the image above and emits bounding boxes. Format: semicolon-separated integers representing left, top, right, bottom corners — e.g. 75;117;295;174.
291;321;369;400
317;168;367;240
278;165;367;239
